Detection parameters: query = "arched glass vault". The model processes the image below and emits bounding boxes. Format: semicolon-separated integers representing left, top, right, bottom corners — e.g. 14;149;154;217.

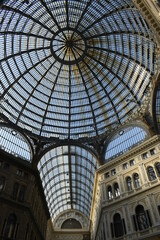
38;145;98;222
0;125;32;161
155;85;160;132
105;125;149;161
0;0;156;140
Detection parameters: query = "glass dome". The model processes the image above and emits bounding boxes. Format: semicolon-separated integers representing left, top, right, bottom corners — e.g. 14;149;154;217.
0;0;156;140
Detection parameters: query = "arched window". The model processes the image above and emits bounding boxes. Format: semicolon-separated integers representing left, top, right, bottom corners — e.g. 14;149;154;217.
61;219;82;229
155;162;160;177
147;166;156;181
133;173;141;188
126;176;132;191
114;183;120;197
30;230;33;240
0;126;32;162
107;186;113;200
105;126;148;161
18;185;26;202
135;205;149;230
0;176;5;191
12;183;19;200
12;183;26;202
25;223;29;240
113;213;125;238
4;214;17;238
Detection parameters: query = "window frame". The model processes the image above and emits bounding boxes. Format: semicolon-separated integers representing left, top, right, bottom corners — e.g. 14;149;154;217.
133;173;141;188
126;176;133;191
147;166;157;181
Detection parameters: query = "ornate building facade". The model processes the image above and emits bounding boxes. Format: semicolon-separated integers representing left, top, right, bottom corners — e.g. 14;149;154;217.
91;135;160;240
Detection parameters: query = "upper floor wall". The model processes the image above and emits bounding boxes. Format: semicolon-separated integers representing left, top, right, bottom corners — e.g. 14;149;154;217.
90;135;160;240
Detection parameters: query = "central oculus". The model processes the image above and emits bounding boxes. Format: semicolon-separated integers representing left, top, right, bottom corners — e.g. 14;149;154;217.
51;29;86;65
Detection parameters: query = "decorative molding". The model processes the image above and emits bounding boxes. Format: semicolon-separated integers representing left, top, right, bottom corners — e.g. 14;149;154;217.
54;211;89;230
132;0;160;43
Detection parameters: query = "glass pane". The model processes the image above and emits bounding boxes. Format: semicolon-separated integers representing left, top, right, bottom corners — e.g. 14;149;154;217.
37;145;98;221
0;126;31;161
105;126;148;161
0;0;156;140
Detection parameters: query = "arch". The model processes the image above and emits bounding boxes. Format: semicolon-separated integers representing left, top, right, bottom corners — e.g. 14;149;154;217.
0;125;32;162
131;201;147;215
4;213;17;239
37;144;98;222
147;166;156;181
37;141;100;166
61;218;82;229
105;124;149;161
54;210;89;229
112;213;125;238
135;205;150;230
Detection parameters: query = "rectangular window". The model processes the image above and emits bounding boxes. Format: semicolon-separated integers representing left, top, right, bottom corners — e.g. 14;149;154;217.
142;152;148;160
0;176;5;191
123;163;128;170
130;159;135;166
150;148;155;155
0;161;3;167
16;169;23;176
24;172;28;179
111;169;116;176
12;183;19;200
105;172;110;178
4;163;9;170
18;185;26;202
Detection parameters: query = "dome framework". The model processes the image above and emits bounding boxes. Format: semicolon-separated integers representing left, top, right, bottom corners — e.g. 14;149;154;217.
38;144;98;222
0;0;156;140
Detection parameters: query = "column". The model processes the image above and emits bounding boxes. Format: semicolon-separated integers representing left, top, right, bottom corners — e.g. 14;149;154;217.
117;174;125;194
104;213;110;240
138;163;148;186
106;212;112;240
146;194;157;226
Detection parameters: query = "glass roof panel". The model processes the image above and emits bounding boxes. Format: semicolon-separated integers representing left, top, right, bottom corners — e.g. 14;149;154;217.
38;145;98;222
0;0;156;140
0;126;32;161
156;86;160;133
105;126;148;161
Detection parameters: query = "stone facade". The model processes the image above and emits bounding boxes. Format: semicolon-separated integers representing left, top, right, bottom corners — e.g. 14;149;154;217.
0;151;49;240
90;135;160;240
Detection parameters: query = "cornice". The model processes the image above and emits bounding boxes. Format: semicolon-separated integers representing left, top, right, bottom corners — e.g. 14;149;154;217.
132;0;160;44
